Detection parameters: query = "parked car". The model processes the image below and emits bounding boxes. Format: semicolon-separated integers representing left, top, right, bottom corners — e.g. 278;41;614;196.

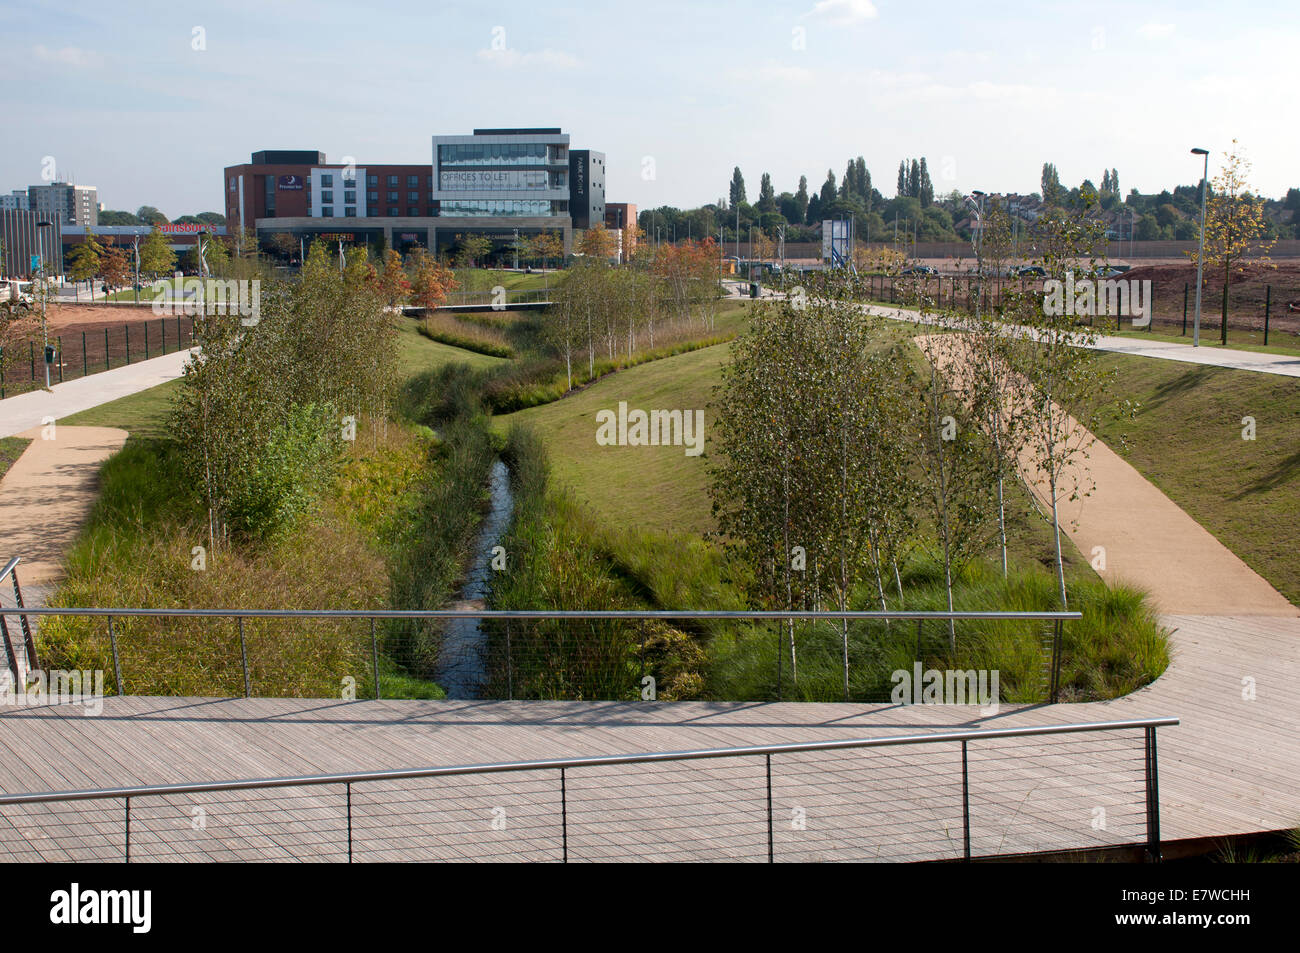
902;265;937;276
1016;265;1047;278
0;280;36;309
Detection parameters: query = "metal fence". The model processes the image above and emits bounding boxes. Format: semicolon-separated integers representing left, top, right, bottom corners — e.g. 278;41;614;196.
0;314;196;397
2;605;1077;705
0;717;1176;863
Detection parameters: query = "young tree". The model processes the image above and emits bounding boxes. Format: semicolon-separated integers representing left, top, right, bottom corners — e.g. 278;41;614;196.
578;224;616;259
729;167;747;206
533;231;563;271
1188;141;1276;344
373;248;411;308
409;249;458;312
101;245;131;294
138;226;176;281
66;235;102;300
794;175;809;226
454;234;493;268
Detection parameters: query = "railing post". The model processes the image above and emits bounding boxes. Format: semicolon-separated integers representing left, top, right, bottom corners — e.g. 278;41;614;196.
108;615;123;694
238;617;250;698
124;796;130;863
346;782;353;863
506;620;513;701
371;618;380;700
1264;285;1270;346
1144;726;1162;862
11;565;38;672
1050;618;1063;704
0;614;19;683
560;767;568;863
961;739;971;861
766;752;774;863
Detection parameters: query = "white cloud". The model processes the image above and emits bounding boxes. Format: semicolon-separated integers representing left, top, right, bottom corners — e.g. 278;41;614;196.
803;0;879;26
476;47;579;70
1137;22;1176;38
33;44;104;68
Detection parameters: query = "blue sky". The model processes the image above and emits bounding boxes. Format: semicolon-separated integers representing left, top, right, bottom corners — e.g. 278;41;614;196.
2;0;1295;217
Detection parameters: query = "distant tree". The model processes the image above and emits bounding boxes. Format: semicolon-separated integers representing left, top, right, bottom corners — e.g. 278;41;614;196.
897;161;907;197
373;249;410;308
819;170;836;205
729;167;747;206
99;210;140;225
794;175;809;225
758;172;776;211
196;212;227;226
139;226;175;280
409;248;458;312
136;206;168;225
807;193;823;226
533;231;564;270
908;159;921;198
101;245;131;293
918;158;933;207
578;224;617;258
173;215;204;225
66;235;102;300
453;234;493;268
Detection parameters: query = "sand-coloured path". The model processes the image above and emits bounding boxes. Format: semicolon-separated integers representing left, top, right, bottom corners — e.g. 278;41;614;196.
0;426;128;585
914;333;1296;616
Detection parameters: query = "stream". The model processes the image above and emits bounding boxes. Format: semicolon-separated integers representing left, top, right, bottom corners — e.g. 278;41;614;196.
431;458;514;698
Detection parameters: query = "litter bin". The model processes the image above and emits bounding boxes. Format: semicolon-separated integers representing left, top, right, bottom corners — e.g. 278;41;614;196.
749;281;760;299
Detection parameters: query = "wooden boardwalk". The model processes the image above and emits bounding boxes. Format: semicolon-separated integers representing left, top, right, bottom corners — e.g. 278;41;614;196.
0;614;1294;862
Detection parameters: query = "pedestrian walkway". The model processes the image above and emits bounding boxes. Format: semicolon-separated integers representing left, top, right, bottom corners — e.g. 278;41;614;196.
0;348;195;439
0;426;128;585
915;332;1297;616
861;302;1300;377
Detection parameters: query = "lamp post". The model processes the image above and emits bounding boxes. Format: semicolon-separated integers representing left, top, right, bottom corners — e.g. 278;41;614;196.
36;221;54;388
1190;147;1210;347
965;192;985;318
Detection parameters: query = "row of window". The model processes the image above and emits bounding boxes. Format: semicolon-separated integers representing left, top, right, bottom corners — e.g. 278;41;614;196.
438;143;566;167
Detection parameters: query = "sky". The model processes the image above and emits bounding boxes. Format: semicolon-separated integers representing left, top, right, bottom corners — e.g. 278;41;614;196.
2;0;1296;218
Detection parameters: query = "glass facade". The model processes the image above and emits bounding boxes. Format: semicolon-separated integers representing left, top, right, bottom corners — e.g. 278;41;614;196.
439;199;568;217
437;143;566;167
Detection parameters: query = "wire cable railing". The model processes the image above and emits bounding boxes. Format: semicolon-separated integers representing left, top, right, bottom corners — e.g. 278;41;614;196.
1;606;1080;704
0;717;1176;863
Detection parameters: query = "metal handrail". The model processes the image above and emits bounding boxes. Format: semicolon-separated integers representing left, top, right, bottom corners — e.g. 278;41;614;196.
0;607;1081;620
0;717;1176;806
0;716;1178;862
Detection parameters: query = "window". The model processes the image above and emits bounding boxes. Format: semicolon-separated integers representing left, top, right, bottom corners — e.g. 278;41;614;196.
368;175;378;186
407;175;418;187
426;176;433;188
322;191;333;203
344;208;356;218
321;206;334;217
408;191;418;202
388;208;398;216
229;177;236;191
388;191;398;202
387;175;397;187
321;174;333;187
344;191;356;204
368;191;378;202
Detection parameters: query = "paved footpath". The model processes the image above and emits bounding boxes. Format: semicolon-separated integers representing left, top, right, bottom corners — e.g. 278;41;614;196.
0;426;128;585
0;348;196;439
862;302;1300;378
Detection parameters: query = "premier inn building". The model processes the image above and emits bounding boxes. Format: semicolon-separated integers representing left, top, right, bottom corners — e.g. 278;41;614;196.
223;129;605;260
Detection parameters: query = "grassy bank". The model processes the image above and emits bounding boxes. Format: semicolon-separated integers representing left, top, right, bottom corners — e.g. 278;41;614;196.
1089;353;1300;604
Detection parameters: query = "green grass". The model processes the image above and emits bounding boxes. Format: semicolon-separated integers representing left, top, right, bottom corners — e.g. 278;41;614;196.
1089;353;1300;605
0;436;31;481
59;379;181;439
494;342;729;536
395;316;505;376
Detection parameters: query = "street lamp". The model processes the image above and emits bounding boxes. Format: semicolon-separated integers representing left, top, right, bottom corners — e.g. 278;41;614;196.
1190;148;1210;347
965;192;985;314
36;221;54;388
